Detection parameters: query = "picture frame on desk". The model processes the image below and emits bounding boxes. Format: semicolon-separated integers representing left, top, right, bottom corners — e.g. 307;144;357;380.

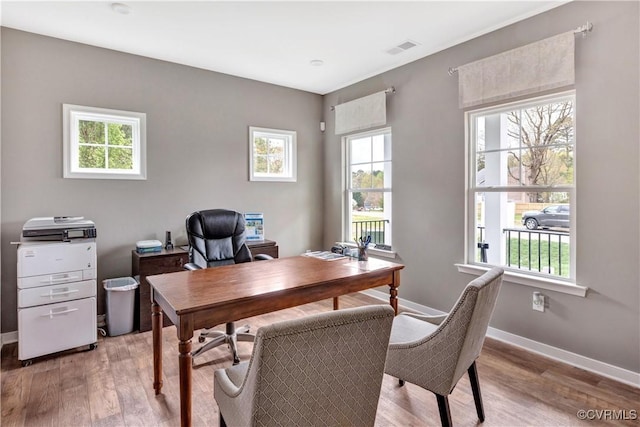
244;213;264;241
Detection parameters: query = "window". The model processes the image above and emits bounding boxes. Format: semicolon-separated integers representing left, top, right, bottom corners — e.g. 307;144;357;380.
345;128;392;248
249;127;296;182
467;92;575;281
63;104;146;180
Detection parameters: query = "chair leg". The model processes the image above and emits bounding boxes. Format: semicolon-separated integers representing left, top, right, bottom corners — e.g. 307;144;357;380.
192;322;255;364
398;379;405;387
228;332;241;365
191;334;227;359
236;332;255;343
468;361;485;422
236;324;255;343
219;412;227;427
435;394;452;427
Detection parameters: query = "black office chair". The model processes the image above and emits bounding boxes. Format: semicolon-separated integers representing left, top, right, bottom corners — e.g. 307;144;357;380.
185;209;272;364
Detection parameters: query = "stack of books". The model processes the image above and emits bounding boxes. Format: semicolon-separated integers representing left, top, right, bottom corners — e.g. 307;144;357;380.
136;240;163;254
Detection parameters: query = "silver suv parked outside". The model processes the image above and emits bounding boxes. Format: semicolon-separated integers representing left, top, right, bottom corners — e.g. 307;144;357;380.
521;205;570;230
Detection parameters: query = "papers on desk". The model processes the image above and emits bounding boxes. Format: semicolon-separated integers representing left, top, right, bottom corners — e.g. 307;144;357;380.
302;251;347;261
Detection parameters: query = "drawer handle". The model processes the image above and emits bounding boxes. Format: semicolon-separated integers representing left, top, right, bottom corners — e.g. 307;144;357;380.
40;288;80;298
40;307;79;318
43;275;80;284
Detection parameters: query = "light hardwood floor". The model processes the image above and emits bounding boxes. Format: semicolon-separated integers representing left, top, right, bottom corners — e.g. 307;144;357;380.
2;293;639;427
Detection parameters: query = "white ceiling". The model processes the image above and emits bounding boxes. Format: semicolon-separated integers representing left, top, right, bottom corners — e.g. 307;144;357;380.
1;1;567;94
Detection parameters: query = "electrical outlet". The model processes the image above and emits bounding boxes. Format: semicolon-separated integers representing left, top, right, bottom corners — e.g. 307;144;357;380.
532;292;545;312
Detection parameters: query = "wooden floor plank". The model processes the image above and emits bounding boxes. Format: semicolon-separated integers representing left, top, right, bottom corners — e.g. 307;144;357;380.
84;342;122;423
1;367;32;427
23;367;59;427
2;292;638;427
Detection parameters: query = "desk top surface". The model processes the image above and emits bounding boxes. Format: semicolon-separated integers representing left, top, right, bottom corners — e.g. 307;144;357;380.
148;255;403;315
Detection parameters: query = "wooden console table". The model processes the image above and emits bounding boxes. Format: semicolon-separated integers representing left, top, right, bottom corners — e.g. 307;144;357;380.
246;239;279;259
132;248;189;333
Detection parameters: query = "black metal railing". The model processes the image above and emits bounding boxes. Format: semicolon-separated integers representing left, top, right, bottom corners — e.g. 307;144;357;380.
352;219;389;244
476;226;488;263
503;227;569;276
476;226;570;277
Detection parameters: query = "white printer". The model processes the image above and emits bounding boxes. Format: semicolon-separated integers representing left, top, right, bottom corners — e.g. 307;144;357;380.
22;216;96;241
17;217;97;366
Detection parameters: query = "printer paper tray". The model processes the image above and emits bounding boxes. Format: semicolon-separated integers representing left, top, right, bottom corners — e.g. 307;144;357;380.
18;297;97;361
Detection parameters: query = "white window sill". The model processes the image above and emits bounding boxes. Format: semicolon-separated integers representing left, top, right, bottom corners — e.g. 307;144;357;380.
455;263;587;297
338;242;397;259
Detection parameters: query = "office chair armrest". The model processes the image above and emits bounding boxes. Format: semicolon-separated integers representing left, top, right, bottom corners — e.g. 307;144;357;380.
254;254;274;261
183;262;203;271
399;312;448;325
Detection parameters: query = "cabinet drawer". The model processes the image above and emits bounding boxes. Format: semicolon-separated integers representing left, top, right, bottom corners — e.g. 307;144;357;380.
18;269;95;289
18;279;96;308
18;297;96;361
138;255;187;275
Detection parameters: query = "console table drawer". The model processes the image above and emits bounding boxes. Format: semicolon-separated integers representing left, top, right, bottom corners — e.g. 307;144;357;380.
132;248;189;333
247;240;279;259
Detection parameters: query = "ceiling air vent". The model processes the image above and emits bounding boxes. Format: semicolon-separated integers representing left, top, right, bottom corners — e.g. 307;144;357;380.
385;40;419;55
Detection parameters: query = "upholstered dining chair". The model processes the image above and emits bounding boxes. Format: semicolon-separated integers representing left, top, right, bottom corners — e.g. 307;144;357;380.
214;304;395;427
385;267;504;427
184;209;272;364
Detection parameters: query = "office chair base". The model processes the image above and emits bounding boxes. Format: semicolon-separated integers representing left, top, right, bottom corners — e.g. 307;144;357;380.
192;324;255;365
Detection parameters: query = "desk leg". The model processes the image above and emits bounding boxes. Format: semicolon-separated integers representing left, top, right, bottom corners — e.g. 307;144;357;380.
389;270;400;315
333;297;339;310
152;301;163;395
178;327;193;427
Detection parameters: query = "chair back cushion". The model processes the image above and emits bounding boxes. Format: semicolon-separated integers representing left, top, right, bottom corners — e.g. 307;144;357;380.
185;209;252;268
452;267;503;384
385;267;503;396
215;305;395;427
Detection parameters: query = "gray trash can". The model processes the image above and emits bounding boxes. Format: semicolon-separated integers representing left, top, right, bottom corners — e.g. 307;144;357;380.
103;277;139;336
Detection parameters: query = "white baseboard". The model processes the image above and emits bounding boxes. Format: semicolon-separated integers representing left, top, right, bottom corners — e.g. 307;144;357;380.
4;290;639;388
1;330;18;346
361;289;640;389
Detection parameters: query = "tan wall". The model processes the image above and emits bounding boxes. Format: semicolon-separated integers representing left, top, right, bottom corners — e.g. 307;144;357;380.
323;1;639;372
1;29;324;330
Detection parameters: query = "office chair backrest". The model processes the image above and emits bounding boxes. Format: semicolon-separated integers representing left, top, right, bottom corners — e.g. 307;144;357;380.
185;209;253;268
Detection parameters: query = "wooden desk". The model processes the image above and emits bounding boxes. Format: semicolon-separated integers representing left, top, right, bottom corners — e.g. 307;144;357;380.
148;255;404;427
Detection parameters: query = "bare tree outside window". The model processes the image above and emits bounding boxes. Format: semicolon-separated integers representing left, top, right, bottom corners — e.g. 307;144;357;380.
468;93;575;280
506;101;574;202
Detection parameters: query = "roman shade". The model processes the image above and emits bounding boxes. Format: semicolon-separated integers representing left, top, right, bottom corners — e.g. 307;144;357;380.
335;91;387;135
458;31;575;109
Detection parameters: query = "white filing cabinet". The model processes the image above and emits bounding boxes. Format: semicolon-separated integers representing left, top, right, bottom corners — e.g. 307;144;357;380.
17;241;97;365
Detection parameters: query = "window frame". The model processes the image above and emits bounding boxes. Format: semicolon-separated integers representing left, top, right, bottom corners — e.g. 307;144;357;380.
343;127;392;250
249;126;297;182
63;104;146;180
463;91;580;289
